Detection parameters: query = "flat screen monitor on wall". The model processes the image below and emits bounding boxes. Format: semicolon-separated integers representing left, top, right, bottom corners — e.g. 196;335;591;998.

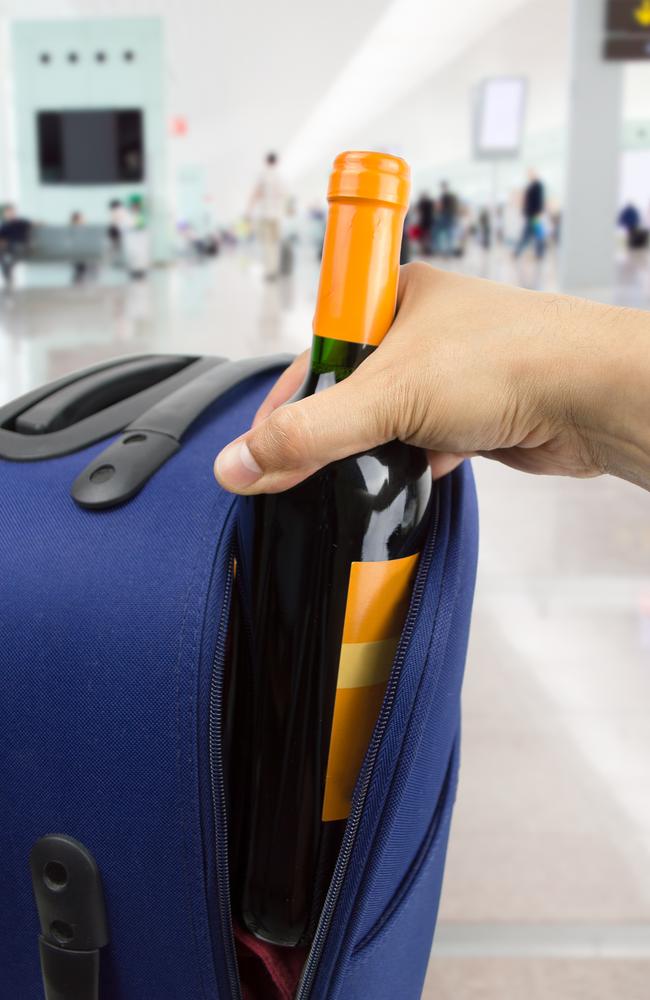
37;109;145;184
473;77;526;160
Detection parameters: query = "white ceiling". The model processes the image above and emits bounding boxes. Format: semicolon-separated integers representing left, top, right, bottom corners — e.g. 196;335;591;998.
282;0;534;178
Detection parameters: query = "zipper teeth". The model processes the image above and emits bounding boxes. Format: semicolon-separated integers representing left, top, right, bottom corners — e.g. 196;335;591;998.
208;544;242;1000
296;491;441;1000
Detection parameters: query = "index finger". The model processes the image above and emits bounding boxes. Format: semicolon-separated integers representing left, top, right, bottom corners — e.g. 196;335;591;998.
252;350;310;427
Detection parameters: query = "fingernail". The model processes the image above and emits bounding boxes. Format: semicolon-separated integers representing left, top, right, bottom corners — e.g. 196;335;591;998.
215;439;262;491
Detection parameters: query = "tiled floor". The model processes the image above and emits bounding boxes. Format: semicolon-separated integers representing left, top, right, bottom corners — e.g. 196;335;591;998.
2;244;649;998
426;958;650;1000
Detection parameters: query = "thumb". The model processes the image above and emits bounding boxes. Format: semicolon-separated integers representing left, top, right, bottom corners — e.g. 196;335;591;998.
214;367;393;494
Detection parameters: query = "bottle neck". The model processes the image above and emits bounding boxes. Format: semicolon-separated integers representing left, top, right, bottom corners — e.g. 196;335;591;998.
305;175;407;398
311;199;405;350
292;336;374;399
312;333;375;377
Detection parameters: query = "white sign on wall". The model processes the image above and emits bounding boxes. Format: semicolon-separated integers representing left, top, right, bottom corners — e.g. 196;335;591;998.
473;76;527;160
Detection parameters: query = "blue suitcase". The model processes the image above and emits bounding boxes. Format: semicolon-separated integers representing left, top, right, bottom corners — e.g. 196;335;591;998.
0;353;478;1000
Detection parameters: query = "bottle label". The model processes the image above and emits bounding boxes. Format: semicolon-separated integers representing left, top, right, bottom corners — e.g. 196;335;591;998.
321;553;420;822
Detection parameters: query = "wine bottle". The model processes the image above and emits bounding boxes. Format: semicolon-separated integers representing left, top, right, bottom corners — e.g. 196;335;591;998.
227;151;432;948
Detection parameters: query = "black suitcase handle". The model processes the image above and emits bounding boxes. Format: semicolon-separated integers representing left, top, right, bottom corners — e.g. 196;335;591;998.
70;354;292;509
14;355;194;435
0;354;223;461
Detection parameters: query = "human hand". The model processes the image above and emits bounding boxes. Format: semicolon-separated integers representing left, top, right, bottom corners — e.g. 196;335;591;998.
214;262;650;494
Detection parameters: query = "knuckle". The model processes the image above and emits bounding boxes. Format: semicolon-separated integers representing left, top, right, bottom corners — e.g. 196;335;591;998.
252;404;310;470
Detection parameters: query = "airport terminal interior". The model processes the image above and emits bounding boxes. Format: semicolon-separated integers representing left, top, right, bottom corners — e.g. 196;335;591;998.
1;1;650;998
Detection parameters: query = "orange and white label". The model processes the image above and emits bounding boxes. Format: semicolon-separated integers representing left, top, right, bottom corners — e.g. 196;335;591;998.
322;553;419;822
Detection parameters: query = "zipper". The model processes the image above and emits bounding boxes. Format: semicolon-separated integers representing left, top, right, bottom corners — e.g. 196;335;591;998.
208;518;242;1000
295;487;441;999
208;487;440;1000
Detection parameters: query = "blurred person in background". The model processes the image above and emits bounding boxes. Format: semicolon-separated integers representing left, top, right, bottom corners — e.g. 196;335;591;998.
249;151;288;281
107;199;128;266
618;202;640;235
415;191;435;255
436;181;458;257
69;211;87;285
478;206;491;249
0;203;31;289
122;196;150;280
514;168;546;259
280;197;299;277
618;202;647;250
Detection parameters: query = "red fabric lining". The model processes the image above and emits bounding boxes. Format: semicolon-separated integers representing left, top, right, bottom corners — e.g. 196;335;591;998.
234;921;307;1000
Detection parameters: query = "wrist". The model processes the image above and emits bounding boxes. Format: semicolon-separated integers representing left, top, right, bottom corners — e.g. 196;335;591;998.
556;296;650;489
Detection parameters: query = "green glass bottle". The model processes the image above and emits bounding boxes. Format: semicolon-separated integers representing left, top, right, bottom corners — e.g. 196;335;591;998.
227;151;432;948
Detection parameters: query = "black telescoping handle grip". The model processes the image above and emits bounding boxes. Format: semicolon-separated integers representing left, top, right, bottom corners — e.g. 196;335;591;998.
15;355;194;435
71;353;294;510
0;354;226;461
0;354;161;429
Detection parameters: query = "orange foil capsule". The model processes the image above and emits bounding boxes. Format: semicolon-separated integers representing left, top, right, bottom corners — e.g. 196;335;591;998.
313;150;411;347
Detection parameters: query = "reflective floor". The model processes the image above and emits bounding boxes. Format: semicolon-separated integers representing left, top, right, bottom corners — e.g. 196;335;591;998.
2;245;649;998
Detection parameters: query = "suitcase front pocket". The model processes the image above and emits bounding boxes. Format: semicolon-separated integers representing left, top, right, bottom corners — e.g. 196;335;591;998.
205;484;445;999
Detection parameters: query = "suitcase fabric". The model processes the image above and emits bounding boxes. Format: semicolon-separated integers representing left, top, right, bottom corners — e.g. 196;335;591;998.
0;354;478;1000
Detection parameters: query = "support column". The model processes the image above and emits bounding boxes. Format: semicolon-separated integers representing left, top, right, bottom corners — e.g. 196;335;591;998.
560;0;623;291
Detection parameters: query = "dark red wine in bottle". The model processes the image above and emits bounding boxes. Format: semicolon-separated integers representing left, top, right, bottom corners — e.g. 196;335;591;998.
227;151;432;948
